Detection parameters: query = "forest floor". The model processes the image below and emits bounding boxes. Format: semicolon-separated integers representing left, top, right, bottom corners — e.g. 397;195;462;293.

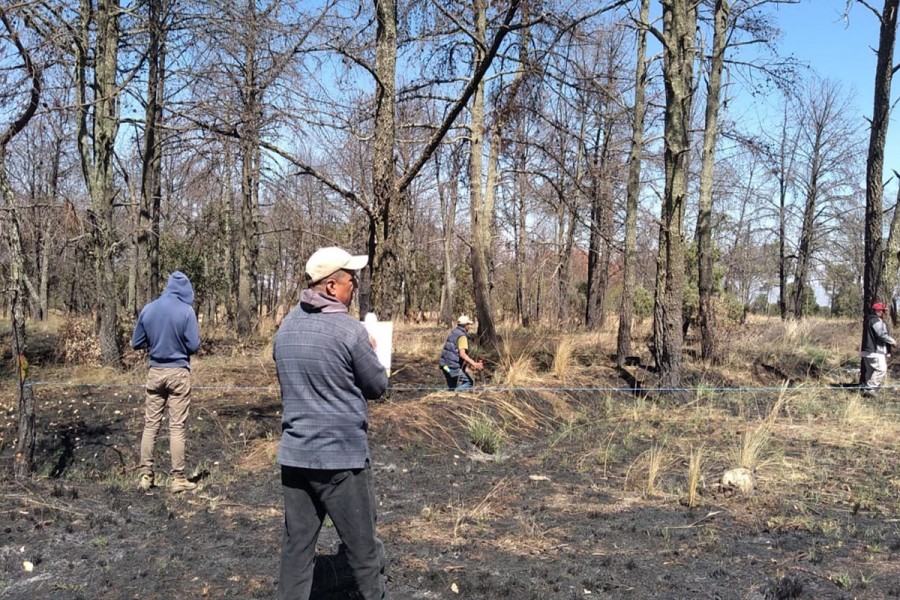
2;318;900;599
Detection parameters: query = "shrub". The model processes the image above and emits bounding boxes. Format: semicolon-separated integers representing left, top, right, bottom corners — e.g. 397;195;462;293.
468;415;503;454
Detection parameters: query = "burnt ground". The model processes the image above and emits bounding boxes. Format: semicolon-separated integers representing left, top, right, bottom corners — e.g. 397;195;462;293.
2;328;900;599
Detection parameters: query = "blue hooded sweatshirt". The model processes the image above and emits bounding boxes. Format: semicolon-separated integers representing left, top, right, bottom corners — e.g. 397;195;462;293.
131;271;201;368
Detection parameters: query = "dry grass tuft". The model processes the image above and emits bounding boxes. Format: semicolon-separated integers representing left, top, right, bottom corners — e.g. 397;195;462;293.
551;337;577;380
644;444;668;497
394;322;446;360
726;384;792;471
734;424;770;470
374;389;568;451
497;337;539;386
624;443;671;497
686;444;705;508
842;395;878;427
236;438;279;473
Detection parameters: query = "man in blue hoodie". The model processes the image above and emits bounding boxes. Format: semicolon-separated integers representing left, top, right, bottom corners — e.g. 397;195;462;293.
274;247;389;600
131;271;201;493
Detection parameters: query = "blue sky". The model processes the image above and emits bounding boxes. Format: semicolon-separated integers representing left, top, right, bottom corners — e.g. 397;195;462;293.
774;0;899;184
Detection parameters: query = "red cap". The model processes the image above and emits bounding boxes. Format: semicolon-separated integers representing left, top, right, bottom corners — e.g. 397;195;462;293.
872;302;887;311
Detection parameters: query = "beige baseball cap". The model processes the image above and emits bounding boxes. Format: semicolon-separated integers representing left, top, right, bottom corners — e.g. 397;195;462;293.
306;247;368;283
457;315;473;325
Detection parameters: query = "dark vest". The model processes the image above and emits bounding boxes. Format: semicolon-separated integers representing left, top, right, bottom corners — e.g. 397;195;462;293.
439;326;467;369
861;314;883;353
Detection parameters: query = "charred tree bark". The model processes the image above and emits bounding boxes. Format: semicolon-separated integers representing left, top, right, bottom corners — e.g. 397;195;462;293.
652;0;696;387
866;0;899;308
370;0;403;319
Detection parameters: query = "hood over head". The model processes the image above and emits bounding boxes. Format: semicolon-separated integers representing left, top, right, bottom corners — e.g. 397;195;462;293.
164;271;195;305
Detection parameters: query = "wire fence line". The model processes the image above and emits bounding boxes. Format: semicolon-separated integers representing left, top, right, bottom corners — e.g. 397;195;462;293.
18;380;888;394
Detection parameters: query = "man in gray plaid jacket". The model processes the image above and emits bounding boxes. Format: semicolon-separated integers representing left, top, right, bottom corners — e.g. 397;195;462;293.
274;247;389;600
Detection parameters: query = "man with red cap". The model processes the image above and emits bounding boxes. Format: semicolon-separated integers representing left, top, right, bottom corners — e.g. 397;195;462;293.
860;302;896;397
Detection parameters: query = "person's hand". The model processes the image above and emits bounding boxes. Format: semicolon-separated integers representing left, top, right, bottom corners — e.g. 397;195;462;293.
369;335;377;349
473;360;484;371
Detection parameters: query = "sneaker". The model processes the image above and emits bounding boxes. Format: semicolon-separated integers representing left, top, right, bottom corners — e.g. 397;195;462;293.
138;472;154;492
170;476;197;493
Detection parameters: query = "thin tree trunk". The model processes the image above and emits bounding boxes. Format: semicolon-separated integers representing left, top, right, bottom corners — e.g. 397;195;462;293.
515;148;529;327
775;109;795;321
370;0;403;319
595;139;614;329
586;115;612;329
469;0;497;348
883;183;900;325
236;0;262;334
76;0;122;367
37;135;60;321
0;8;41;476
237;130;260;334
127;173;139;316
696;0;729;362
140;0;166;303
437;147;460;326
616;0;649;366
2;161;37;478
556;192;577;327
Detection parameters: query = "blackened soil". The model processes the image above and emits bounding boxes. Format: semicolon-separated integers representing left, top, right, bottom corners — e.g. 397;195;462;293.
2;352;900;600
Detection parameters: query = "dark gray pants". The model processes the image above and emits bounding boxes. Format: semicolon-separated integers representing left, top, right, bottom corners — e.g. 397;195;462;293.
277;463;388;600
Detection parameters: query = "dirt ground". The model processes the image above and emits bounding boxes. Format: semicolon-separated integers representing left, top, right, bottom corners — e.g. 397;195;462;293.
2;326;900;599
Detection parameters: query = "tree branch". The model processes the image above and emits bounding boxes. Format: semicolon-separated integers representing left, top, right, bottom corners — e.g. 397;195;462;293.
396;0;523;194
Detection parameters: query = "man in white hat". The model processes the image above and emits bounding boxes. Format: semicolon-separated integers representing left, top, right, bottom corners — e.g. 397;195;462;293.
274;246;389;599
438;315;484;391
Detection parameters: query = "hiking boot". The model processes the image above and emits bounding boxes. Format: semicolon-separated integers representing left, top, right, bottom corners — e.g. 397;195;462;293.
170;476;197;493
138;472;154;492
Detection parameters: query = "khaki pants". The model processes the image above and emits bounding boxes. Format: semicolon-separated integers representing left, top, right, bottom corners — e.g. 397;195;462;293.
140;367;192;476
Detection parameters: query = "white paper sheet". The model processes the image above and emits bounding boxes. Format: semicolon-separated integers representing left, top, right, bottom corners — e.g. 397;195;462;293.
363;313;393;376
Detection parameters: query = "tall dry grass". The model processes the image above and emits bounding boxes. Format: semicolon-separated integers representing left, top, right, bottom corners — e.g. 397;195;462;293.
551;337;577;380
728;384;790;470
686;444;705;508
496;335;538;386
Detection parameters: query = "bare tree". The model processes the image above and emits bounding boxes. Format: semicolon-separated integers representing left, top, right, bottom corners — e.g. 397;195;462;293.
695;0;728;363
584;25;628;330
436;141;465;326
0;6;41;477
790;79;861;318
74;0;123;366
136;0;170;309
616;0;650;367
651;0;697;387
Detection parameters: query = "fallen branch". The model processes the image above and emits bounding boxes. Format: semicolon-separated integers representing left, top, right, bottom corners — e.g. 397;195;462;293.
663;510;722;531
